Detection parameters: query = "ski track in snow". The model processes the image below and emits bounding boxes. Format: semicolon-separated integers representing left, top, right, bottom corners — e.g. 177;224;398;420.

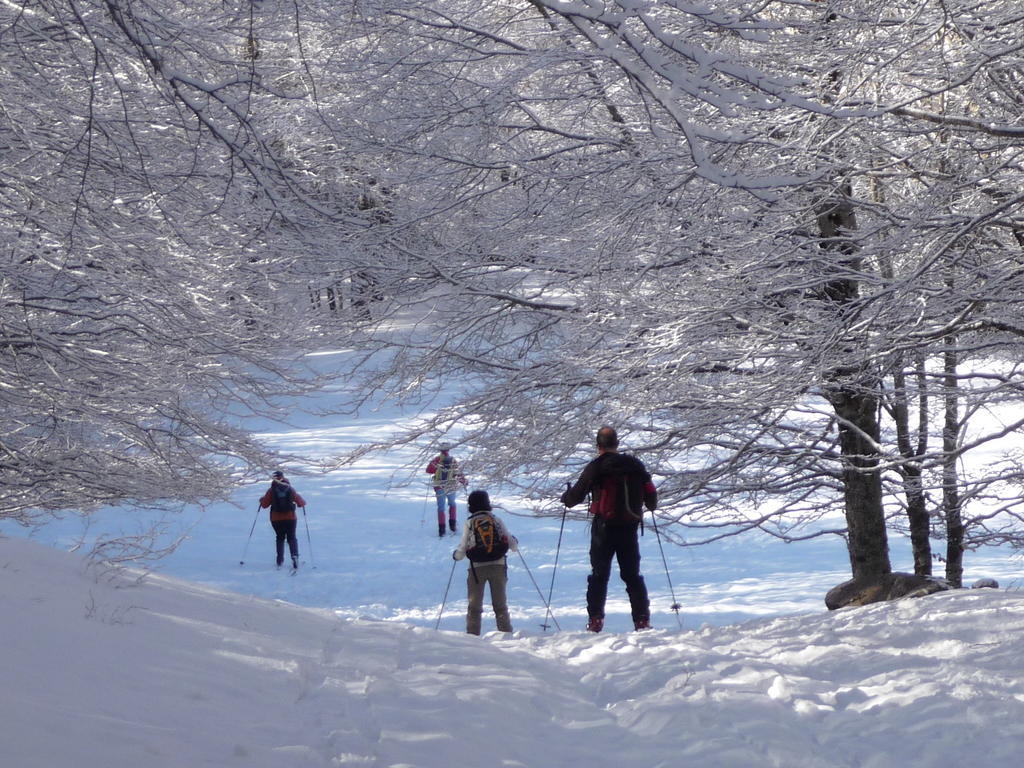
5;535;1024;768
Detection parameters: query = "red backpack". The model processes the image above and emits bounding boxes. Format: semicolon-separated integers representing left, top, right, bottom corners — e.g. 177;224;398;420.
591;472;644;523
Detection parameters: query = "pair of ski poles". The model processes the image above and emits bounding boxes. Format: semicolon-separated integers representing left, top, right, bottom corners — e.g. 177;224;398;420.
435;505;682;632
434;548;561;631
434;499;566;632
239;503;315;568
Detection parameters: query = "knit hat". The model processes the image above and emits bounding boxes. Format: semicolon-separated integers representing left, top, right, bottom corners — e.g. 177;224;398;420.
438;441;452;452
272;470;284;479
467;490;491;513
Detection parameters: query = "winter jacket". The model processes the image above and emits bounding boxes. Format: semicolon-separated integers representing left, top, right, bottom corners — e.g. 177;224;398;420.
259;478;307;522
561;451;657;524
453;510;518;563
426;454;466;492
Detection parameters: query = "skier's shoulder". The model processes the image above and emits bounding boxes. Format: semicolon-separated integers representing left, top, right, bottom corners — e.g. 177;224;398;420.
600;451;650;478
594;450;636;470
582;451;613;475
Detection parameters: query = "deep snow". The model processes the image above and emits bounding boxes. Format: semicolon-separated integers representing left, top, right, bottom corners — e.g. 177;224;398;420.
4;533;1024;768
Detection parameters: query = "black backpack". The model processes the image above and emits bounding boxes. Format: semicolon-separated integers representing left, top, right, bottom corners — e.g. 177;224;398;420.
270;482;296;514
466;512;509;563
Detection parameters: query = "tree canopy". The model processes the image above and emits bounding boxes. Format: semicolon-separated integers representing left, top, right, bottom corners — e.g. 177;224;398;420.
6;1;1024;577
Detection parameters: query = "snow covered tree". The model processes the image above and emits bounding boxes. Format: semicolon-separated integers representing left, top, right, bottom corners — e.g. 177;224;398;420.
312;0;1024;581
0;1;360;530
9;0;1024;583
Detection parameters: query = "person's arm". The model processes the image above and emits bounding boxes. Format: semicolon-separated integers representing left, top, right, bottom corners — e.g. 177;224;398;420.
642;478;657;511
637;461;657;511
561;460;597;507
293;490;307;508
259;489;271;509
452;520;472;560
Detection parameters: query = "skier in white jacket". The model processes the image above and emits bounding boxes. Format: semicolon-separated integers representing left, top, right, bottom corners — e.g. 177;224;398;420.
453;490;518;635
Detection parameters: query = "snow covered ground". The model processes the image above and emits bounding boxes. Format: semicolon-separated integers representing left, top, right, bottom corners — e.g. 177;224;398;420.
6;377;1020;635
5;532;1024;768
5;338;1021;632
5;348;1024;765
8;423;1019;634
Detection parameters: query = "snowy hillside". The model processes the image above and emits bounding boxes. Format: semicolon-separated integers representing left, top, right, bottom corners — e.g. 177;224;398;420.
5;534;1024;768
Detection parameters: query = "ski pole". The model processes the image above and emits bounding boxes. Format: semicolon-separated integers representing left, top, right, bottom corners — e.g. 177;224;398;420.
542;505;568;632
517;550;561;632
435;559;458;630
650;510;683;629
239;504;261;565
302;506;315;568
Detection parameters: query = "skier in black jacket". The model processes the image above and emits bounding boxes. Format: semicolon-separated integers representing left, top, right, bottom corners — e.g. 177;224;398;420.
561;426;658;633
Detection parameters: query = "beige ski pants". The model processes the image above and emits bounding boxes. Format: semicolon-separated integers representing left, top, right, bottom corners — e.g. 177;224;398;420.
466;561;512;635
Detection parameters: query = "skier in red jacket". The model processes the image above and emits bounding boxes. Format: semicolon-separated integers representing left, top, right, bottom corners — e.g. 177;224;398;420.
426;442;467;537
259;470;307;569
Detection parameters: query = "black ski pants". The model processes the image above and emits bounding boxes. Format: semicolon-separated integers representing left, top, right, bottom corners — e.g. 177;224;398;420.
271;519;298;565
586;517;649;623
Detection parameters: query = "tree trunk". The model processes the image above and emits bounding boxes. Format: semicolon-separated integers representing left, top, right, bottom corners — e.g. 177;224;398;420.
828;386;892;580
891;355;932;575
818;186;892;581
943;337;964;587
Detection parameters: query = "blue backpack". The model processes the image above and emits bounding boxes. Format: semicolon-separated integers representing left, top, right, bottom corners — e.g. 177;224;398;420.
270;482;296;514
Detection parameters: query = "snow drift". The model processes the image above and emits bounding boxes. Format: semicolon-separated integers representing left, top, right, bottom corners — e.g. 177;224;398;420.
4;535;1024;768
